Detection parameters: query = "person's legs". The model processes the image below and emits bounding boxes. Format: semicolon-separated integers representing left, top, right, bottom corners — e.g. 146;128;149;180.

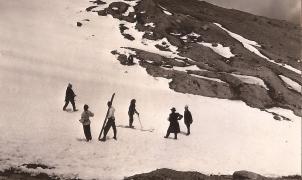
63;101;69;110
83;125;90;141
164;129;170;138
102;121;111;140
71;100;77;111
112;120;117;140
174;133;178;139
186;123;190;135
101;118;114;141
129;114;134;127
87;124;92;140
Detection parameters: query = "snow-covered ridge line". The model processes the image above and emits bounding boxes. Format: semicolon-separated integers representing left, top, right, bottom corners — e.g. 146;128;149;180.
180;32;200;42
158;4;172;15
121;21;184;59
214;23;301;75
279;75;301;93
161;65;201;72
122;0;140;16
232;73;268;90
199;42;234;58
190;74;227;84
144;22;155;28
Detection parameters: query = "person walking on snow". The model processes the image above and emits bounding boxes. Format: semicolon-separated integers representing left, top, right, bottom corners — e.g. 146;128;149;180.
184;105;193;135
79;104;94;142
100;101;117;141
128;99;139;128
164;107;183;140
63;83;78;111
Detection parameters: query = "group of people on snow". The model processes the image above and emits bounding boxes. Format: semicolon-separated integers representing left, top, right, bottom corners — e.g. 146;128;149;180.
63;83;193;142
164;105;193;139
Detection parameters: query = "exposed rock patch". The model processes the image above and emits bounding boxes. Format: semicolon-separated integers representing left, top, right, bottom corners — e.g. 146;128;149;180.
90;0;302;118
124;168;301;180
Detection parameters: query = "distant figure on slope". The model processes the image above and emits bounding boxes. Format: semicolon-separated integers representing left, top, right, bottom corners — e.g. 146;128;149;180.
128;99;139;128
127;54;134;65
164;107;183;140
184;105;193;135
79;104;94;142
63;83;78;111
100;101;117;141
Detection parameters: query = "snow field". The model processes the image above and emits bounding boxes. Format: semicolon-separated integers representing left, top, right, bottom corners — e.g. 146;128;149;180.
279;75;301;92
214;23;301;74
0;0;300;179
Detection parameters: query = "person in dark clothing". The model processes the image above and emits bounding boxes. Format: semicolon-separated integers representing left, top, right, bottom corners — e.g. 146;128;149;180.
127;55;134;65
63;83;78;111
164;107;183;140
100;101;117;141
79;104;94;141
128;99;139;128
184;105;193;135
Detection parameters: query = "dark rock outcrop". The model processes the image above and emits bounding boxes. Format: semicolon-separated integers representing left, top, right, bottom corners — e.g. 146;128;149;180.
124;168;301;180
91;0;302;118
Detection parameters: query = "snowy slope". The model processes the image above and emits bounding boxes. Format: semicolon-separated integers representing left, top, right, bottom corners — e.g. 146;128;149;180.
0;0;300;179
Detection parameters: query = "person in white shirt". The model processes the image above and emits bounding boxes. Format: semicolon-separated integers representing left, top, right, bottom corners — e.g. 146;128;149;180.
100;101;117;141
80;104;94;141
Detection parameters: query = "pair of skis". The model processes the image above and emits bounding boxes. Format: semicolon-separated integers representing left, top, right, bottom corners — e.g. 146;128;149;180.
98;93;153;141
98;93;115;141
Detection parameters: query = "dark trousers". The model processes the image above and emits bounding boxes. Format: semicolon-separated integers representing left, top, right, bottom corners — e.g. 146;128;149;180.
103;118;117;138
63;100;76;111
185;123;191;135
83;125;92;141
129;114;134;127
165;130;177;139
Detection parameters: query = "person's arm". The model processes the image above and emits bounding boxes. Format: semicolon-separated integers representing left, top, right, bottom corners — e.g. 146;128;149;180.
178;113;183;120
135;108;139;115
89;111;94;117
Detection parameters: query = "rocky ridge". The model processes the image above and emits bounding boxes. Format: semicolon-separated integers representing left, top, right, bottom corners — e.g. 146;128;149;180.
86;0;302;119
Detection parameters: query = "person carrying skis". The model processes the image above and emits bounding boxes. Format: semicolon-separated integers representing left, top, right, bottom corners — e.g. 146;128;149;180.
164;107;183;140
63;83;78;111
79;104;94;142
100;101;117;141
128;99;139;128
184;105;193;135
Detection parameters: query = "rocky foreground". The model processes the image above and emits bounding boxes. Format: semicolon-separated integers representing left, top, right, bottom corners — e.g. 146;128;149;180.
85;0;302;119
1;167;300;180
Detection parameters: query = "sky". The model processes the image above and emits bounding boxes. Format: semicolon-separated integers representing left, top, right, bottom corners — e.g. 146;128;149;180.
203;0;301;24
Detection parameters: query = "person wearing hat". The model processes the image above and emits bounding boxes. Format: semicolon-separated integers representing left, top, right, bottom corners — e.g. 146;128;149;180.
184;105;193;135
63;83;78;111
79;104;94;142
100;101;117;141
128;99;139;128
164;107;183;140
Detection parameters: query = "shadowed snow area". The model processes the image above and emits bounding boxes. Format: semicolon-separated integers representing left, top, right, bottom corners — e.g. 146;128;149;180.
0;0;300;179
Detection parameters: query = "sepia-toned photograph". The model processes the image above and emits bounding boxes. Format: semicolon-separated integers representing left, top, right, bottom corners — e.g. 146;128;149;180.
0;0;301;179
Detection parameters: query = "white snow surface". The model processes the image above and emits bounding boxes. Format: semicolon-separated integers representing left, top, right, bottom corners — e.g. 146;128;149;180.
158;4;172;16
144;22;155;28
199;42;235;58
162;65;202;72
232;73;268;90
214;23;301;75
279;75;301;92
190;74;227;84
0;0;300;179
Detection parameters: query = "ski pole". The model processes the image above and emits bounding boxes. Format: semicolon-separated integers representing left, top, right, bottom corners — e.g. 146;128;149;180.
137;114;143;129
